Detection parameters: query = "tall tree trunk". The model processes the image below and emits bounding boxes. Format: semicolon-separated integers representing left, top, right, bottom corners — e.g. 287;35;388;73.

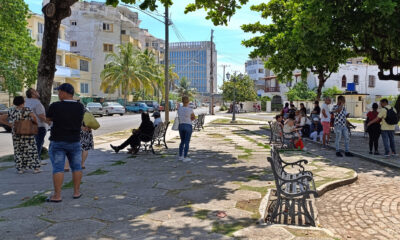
316;71;326;101
37;1;77;110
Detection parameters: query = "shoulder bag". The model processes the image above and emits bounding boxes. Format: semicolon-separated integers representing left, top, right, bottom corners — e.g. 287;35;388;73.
172;109;180;131
14;108;38;135
83;112;100;130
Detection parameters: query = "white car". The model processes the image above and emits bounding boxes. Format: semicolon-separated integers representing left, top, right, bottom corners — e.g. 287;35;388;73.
102;102;125;116
86;102;105;116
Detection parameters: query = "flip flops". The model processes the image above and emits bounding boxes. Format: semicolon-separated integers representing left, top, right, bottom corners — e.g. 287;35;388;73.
46;197;62;203
73;193;82;199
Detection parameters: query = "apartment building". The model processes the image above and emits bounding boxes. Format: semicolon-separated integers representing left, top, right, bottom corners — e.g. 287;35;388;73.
27;13;93;97
62;1;164;98
169;41;217;93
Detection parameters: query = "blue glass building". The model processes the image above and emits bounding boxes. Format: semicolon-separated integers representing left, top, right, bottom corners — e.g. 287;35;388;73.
169;41;217;93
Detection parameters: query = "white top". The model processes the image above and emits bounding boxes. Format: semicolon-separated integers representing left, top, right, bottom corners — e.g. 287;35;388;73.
320;103;331;122
25;98;47;128
178;106;194;125
153;118;162;127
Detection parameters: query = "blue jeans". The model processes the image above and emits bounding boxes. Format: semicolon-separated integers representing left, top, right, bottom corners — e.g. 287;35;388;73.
179;124;193;158
381;130;396;155
35;127;47;159
334;125;349;152
49;141;82;174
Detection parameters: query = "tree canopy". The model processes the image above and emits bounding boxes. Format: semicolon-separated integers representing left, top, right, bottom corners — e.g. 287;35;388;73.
286;81;316;101
221;74;257;102
0;0;40;97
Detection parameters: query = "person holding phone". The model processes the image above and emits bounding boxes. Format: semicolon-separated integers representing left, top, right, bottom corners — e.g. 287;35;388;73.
332;96;353;157
177;96;196;162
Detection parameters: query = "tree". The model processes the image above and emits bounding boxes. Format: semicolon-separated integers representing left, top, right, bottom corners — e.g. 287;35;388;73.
242;0;354;101
37;0;249;109
221;74;257;102
322;86;343;99
100;43;153;106
176;77;196;98
286;81;316;101
0;0;40;97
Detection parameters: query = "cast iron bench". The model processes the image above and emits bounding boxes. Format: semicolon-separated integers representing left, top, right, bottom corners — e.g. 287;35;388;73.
135;123;164;154
268;121;283;145
193;113;205;131
155;121;169;149
267;147;318;226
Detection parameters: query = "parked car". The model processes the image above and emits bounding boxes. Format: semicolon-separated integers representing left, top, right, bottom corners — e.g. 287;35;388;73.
141;100;158;112
86;102;104;116
160;100;176;111
0;104;11;132
102;102;125;116
126;102;154;113
188;102;196;109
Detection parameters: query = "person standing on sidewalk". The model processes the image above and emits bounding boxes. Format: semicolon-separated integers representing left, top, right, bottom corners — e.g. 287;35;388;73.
46;83;85;202
320;97;332;147
178;96;196;162
332;96;353;157
25;88;47;163
366;103;381;155
367;99;397;157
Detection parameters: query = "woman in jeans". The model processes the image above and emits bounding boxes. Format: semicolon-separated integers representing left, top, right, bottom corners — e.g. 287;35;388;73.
178;96;196;162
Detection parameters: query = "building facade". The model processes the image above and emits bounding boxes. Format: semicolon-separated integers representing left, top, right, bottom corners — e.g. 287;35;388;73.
62;1;164;98
27;13;92;97
169;41;217;93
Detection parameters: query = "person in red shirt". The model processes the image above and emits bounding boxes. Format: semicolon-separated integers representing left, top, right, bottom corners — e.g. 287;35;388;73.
366;103;381;155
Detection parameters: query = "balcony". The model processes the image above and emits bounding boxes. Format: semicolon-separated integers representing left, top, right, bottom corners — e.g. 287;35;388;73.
37;34;70;51
265;87;280;92
55;65;80;78
121;34;142;49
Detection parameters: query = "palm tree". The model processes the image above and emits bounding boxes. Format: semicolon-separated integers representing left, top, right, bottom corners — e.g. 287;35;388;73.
176;77;196;98
100;43;153;106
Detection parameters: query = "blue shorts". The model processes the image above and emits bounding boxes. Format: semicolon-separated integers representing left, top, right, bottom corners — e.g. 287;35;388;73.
49;141;82;174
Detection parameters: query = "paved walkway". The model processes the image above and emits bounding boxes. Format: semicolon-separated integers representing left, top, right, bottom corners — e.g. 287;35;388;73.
0;119;347;240
304;140;400;240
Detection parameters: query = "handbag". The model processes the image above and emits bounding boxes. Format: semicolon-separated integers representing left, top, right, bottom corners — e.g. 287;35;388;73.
171;116;179;131
83;112;100;130
14;109;38;135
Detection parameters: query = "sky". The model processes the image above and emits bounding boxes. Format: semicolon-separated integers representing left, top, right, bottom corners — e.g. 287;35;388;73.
25;0;265;90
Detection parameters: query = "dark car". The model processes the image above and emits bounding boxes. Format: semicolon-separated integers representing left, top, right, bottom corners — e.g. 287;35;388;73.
0;104;11;132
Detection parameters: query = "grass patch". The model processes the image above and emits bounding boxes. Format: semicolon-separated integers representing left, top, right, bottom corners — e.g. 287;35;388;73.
0;155;14;163
127;155;137;159
111;160;126;166
257;142;271;149
207;133;225;138
15;193;47;208
212;221;251;237
236;199;262;220
210;118;257;125
62;180;83;189
246;175;261;181
38;216;56;224
87;168;109;176
194;209;210;220
0;217;6;222
238;154;252;160
348;118;364;124
0;165;13;171
239;184;273;196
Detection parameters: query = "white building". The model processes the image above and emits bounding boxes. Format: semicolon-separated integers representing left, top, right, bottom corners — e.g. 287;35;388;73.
61;1;164;98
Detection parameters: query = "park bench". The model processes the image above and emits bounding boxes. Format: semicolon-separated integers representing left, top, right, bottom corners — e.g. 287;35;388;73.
268;121;283;145
155;121;170;149
267;147;318;226
193;113;206;131
133;123;164;154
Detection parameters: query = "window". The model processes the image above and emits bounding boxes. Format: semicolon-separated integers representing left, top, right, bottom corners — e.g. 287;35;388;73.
103;44;113;52
80;83;89;94
80;59;89;72
103;23;113;32
368;75;376;88
121;29;126;34
71;41;77;47
258;68;264;73
56;55;62;66
341;75;347;88
38;23;44;33
71;21;77;26
353;75;359;85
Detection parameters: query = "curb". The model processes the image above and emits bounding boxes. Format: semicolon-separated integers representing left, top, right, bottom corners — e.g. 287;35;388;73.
209;123;267;126
316;171;358;197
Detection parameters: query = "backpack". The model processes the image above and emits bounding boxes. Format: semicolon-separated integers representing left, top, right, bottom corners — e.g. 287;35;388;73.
383;107;399;125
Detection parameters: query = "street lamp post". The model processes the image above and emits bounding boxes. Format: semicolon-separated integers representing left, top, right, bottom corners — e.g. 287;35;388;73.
226;72;236;123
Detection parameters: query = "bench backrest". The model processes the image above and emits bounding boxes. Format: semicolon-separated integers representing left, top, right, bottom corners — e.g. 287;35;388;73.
152;123;163;139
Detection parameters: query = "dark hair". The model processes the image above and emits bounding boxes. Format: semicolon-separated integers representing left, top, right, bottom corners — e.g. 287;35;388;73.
314;101;319;105
288;112;295;120
284;103;289;108
300;103;304;107
141;112;150;122
380;98;388;104
290;104;295;108
275;114;282;120
372;103;379;110
13;96;24;106
338;95;345;102
26;88;34;98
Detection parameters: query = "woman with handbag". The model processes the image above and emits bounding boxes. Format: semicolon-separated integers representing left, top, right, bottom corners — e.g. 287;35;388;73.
177;96;196;162
0;96;41;174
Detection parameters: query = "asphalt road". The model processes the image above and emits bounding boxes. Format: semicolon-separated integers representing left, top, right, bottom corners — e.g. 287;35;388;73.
0;107;209;157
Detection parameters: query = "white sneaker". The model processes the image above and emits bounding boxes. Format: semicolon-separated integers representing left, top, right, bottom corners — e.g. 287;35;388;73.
178;156;184;161
183;157;192;162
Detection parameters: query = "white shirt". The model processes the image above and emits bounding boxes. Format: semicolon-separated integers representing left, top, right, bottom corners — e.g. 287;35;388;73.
153;118;162;127
25;98;47;128
320;103;331;122
177;106;194;124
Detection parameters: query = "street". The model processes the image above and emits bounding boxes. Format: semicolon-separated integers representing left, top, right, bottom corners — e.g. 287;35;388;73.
0;107;208;157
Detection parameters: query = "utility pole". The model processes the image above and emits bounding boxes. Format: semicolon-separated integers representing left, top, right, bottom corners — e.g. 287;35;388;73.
209;29;214;115
164;4;170;122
